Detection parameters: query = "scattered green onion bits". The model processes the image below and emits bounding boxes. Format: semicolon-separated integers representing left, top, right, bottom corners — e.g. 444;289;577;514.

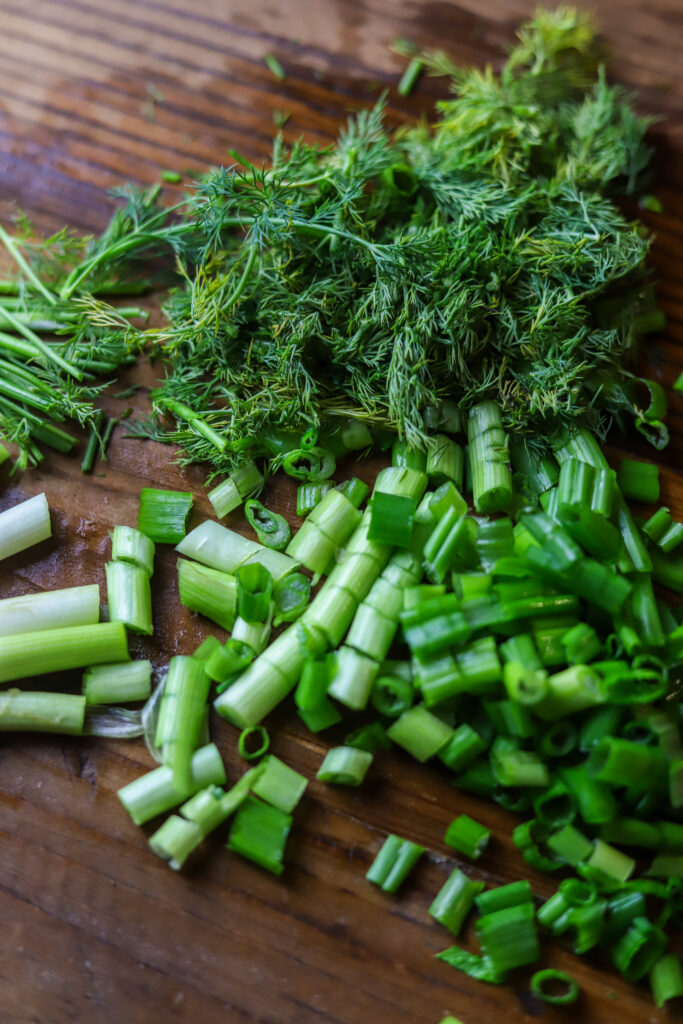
238;725;270;761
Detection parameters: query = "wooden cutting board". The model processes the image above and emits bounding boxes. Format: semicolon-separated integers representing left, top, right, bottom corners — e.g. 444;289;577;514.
1;2;682;1022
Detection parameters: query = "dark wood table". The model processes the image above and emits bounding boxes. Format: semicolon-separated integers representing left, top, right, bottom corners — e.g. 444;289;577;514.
1;2;682;1022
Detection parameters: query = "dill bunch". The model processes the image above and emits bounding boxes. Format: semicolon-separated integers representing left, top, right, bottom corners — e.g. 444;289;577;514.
135;6;658;473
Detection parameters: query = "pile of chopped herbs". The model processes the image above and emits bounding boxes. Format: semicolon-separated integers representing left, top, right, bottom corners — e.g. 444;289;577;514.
0;7;668;477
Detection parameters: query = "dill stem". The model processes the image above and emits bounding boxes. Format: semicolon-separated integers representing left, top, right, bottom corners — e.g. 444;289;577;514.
0;225;57;305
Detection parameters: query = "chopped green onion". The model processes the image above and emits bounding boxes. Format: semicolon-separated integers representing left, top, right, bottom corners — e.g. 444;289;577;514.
617;459;660;504
335;477;370;509
0;493;51;560
298;700;342;732
613;917;668;982
436;946;507;984
282;447;335;482
83;660;152;705
530;969;579;1005
238;725;270;761
345;722;391;753
491;748;549;787
467;401;512;514
317;746;372;786
587;736;667;792
227;795;292;875
439;724;487;771
231;613;272;655
111;525;155;575
207;639;254;687
426;435;464;488
371;674;414;717
264;52;286;81
0;621;129;684
0;690;85;734
368;490;415;548
475;902;539;973
207;461;263;519
650;953;683;1008
429;868;484;935
118;744;226;825
236;562;273;623
397;56;423;97
138;487;193;544
296;481;334;517
272;572;311;626
387;705;453;761
148;815;203;870
366;833;424;893
177;558;237;631
106;560;153;635
327;646;380;711
583;838;635;885
392;439;427;471
286;520;336;578
475;880;533;915
0;583;100;638
244;499;291;551
251;754;307;813
156;655;211;792
214;646;297;727
444;814;490;859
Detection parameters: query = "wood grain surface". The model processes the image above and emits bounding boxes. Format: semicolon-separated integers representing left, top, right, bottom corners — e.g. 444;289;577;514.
1;2;682;1022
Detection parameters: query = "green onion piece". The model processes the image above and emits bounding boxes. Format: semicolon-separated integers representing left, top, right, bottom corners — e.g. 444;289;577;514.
105;561;153;636
177;558;237;631
587;736;667;792
387;705;453;761
535;665;604;721
286;520;336;579
317;746;372;786
397;56;423;97
561;763;617;825
492;748;549;788
149;815;203;870
422;509;473;583
84;660;152;705
207;461;263;519
214;632;300;726
426;435;464;488
161;169;182;183
0;621;129;684
296;482;334;517
583;839;635;885
539;722;577;758
176;520;259;574
111;525;155;575
0;493;51;560
156;656;211;792
368;491;415;548
303;584;359;648
431;482;468;520
650;953;683;1008
642;506;672;544
236;563;273;623
118;743;226;825
295;657;330;711
366;834;424;893
231;614;272;655
0;442;10;467
336;477;370;509
208;639;254;688
272;572;311;626
195;637;223;663
227;795;292;875
429;868;484;935
371;674;414;718
561;622;601;665
436;946;507;984
530;969;579;1005
392;439;427;471
475;903;539;973
613;917;668;982
238;725;270;761
476;518;514;572
439;724;486;772
578;705;624;751
298;700;342;732
251;754;307;813
264;52;286;80
244;500;291;551
531;779;576;829
600;817;661;850
374;465;428;502
546;824;593;865
0;584;100;638
444;814;490;859
0;689;85;734
475;881;533;915
138;487;193;544
503;662;548;706
328;646;380;711
617;459;660;504
467;401;512;514
345;722;391;753
509;440;559;496
282;447;335;482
